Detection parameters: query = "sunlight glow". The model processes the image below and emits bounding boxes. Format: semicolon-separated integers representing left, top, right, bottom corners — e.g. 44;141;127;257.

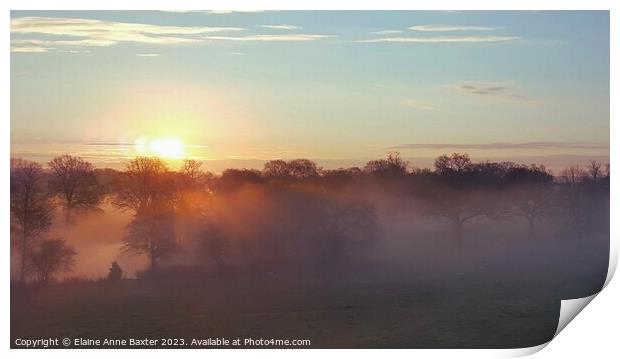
134;137;185;159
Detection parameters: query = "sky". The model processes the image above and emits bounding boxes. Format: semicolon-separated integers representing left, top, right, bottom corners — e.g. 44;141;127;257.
10;11;610;172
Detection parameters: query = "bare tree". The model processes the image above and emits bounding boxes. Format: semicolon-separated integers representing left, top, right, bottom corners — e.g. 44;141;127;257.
434;153;472;176
559;166;588;238
123;205;176;270
10;159;54;282
421;188;491;241
181;159;203;183
198;224;230;271
510;188;557;237
263;159;320;180
587;160;603;183
364;152;408;177
112;157;172;215
28;238;77;284
263;160;290;179
48;155;103;222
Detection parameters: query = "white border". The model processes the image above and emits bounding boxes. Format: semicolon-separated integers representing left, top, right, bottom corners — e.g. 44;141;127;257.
3;1;617;358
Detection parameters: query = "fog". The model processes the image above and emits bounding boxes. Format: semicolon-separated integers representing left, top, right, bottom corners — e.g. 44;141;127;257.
20;174;607;297
11;155;609;348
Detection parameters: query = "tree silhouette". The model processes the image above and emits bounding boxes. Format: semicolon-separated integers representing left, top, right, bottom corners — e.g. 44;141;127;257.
215;168;263;192
559;166;588;238
107;261;123;281
263;159;320;181
433;153;472;177
10;158;54;282
112;157;173;216
48;154;103;223
587;160;603;183
28;238;76;284
197;224;229;271
123;204;176;270
505;164;555;237
364;152;408;177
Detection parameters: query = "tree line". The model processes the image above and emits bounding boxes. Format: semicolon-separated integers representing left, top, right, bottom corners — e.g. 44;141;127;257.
10;153;610;284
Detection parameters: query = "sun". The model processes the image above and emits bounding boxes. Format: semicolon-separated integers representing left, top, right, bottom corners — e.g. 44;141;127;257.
134;137;185;159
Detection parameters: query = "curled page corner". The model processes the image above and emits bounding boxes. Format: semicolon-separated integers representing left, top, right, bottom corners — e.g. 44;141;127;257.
508;293;600;357
554;293;598;338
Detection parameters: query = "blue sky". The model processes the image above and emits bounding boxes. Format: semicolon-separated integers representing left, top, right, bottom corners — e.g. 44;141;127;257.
10;11;610;170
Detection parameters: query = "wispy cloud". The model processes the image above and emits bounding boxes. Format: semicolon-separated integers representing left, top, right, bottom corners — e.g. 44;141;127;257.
135;53;160;57
449;82;527;101
158;10;265;15
389;142;610;150
409;25;498;32
10;16;246;52
204;10;266;15
10;46;50;53
355;36;519;44
370;30;404;35
359;24;517;45
259;24;301;30
204;34;333;42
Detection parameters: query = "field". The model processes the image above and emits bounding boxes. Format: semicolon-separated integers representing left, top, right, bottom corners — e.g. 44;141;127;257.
11;219;608;349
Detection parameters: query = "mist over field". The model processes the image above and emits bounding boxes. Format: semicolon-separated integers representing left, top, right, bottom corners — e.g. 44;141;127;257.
10;153;609;348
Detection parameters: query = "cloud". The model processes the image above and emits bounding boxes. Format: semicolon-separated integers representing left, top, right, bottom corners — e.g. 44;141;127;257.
204;34;333;42
449;82;527;100
10;16;246;52
355;36;519;43
370;30;404;35
389;142;610;150
409;25;497;32
259;24;301;30
135;53;160;57
204;10;266;15
10;46;50;53
158;10;266;15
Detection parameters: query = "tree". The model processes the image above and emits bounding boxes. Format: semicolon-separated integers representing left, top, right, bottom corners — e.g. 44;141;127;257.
181;159;203;182
10;159;54;282
122;204;176;270
197;224;229;270
434;153;472;177
112;157;172;215
262;159;320;180
48;155;103;222
424;153;480;240
364;152;408;177
28;238;77;284
215;168;263;192
287;159;320;179
587;160;603;183
263;160;290;179
421;155;515;241
107;261;123;281
559;166;588;238
421;186;491;241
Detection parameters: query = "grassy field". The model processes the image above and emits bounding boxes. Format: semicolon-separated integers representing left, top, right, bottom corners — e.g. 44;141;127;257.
11;220;609;349
12;263;590;349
